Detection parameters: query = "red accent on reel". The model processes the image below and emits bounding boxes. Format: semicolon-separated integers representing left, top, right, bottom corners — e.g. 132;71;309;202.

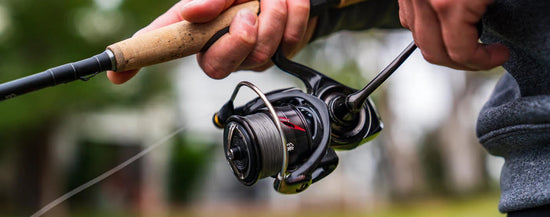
279;117;306;132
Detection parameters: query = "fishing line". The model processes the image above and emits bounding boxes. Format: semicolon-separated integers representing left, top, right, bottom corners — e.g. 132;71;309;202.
242;112;283;179
30;125;188;217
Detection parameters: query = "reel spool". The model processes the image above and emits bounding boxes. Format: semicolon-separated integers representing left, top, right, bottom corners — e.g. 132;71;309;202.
214;82;337;193
224;105;313;185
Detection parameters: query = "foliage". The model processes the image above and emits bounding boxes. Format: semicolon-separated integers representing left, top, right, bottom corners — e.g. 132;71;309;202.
0;0;179;214
0;0;176;131
167;136;215;203
65;139;144;210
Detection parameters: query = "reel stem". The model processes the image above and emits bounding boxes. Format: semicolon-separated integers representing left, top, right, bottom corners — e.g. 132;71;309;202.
346;41;417;112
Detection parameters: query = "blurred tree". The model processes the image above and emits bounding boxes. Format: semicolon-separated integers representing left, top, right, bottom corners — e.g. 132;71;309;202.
167;136;215;203
0;0;176;214
433;71;493;194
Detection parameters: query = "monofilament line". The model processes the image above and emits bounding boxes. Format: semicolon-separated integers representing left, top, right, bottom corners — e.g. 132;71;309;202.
31;126;187;217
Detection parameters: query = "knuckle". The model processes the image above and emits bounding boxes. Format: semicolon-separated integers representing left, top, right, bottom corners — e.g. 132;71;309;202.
421;50;441;65
430;0;453;13
201;62;228;79
291;0;310;14
448;50;471;64
236;31;256;47
399;18;410;29
248;47;273;66
398;9;410;29
270;3;287;19
284;32;302;48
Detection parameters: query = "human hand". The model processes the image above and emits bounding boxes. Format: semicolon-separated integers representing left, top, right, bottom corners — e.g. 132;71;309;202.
398;0;510;70
108;0;314;84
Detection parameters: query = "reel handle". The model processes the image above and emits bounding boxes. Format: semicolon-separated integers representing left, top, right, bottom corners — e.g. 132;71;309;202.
107;1;259;72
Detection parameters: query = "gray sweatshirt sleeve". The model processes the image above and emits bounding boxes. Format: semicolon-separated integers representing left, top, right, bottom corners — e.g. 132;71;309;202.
476;0;550;213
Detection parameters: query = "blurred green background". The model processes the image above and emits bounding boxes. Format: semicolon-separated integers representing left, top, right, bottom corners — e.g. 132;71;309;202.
0;0;506;216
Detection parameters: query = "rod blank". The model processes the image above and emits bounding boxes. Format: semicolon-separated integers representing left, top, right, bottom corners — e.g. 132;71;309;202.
0;51;113;101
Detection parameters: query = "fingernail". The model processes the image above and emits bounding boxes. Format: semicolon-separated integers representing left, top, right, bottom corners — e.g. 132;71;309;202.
238;9;257;27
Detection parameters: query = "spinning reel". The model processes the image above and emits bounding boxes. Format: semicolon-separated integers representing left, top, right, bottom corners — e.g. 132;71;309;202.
213;42;417;194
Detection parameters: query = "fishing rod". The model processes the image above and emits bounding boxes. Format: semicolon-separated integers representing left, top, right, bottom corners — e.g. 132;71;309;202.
0;0;370;101
0;0;418;196
0;2;258;101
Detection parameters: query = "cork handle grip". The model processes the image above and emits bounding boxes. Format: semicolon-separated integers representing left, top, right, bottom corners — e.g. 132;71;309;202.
107;1;259;72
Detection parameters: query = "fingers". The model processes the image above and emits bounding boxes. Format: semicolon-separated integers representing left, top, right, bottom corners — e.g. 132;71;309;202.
109;0;313;83
398;0;510;70
107;69;139;85
410;0;471;70
281;0;310;56
240;0;311;70
398;0;414;29
199;0;313;75
142;0;236;30
181;0;236;23
198;9;259;79
239;0;289;69
433;0;509;70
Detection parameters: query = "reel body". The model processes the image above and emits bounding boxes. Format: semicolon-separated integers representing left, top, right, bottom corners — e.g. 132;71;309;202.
213;49;383;194
212;0;418;196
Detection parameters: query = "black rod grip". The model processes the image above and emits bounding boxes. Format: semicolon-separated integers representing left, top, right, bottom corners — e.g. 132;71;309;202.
0;51;113;101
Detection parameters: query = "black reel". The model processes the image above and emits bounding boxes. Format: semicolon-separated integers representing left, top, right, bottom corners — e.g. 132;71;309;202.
213;42;416;194
217;84;336;193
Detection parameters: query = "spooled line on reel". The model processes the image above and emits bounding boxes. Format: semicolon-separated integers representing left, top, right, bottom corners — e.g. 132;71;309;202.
213;42;417;194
